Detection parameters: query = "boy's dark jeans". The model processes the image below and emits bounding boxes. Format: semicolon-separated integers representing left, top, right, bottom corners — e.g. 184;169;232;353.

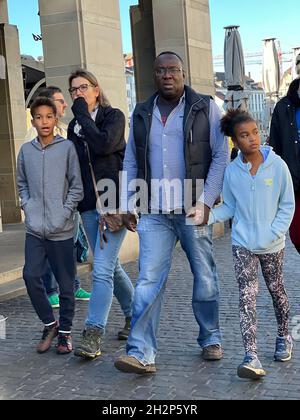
42;247;81;296
23;234;75;331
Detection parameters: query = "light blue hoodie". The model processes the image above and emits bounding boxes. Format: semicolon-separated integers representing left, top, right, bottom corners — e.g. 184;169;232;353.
209;146;295;254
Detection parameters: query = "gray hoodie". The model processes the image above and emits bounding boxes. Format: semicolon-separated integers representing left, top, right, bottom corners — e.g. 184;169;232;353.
17;136;84;241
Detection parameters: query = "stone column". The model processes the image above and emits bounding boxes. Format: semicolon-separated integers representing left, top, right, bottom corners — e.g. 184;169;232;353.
130;0;156;102
0;1;26;223
0;0;9;23
131;0;214;100
152;0;214;95
39;0;128;122
39;0;138;261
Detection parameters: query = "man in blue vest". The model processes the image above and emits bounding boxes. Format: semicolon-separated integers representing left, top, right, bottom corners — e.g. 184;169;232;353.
115;52;228;374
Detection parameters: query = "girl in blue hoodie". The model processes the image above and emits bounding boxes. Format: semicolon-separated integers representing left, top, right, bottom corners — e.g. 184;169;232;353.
209;109;295;380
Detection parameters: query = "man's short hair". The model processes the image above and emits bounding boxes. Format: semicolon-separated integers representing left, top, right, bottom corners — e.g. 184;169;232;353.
156;51;184;64
38;86;62;99
30;97;57;118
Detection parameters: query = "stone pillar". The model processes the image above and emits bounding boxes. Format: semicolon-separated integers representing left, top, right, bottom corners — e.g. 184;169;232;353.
130;0;156;102
131;0;214;100
0;4;26;223
152;0;214;95
39;0;138;261
39;0;128;122
0;0;9;23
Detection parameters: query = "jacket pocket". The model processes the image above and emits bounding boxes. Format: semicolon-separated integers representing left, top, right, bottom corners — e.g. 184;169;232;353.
45;199;73;235
252;229;280;252
233;219;250;247
24;198;43;236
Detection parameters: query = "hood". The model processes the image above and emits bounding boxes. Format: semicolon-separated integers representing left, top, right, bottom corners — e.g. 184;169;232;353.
234;146;277;173
30;135;66;151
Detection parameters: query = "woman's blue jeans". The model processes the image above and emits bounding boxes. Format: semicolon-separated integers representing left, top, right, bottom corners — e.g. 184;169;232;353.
81;209;134;331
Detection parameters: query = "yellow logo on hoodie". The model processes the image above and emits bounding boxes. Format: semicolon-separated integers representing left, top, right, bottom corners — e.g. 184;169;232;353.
264;178;273;186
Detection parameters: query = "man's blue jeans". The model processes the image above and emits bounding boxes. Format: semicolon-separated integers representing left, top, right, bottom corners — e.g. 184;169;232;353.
81;209;134;331
126;214;221;365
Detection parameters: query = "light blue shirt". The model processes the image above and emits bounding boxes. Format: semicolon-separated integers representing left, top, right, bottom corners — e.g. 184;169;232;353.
121;96;228;212
149;95;186;212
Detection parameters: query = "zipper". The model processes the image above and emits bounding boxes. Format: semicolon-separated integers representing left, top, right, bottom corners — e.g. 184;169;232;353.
42;148;46;238
183;98;203;138
249;164;263;248
144;112;152;183
183;99;203;165
251;177;255;249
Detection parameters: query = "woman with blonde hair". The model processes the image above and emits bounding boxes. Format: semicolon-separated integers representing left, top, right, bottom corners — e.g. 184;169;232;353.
67;69;134;359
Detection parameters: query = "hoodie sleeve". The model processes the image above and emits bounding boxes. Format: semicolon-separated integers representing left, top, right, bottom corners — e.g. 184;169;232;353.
17;147;30;208
63;143;84;215
208;169;236;225
271;160;295;237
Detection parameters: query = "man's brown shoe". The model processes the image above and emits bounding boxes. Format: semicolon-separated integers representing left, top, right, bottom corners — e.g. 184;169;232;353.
36;322;58;354
114;355;156;374
202;344;223;361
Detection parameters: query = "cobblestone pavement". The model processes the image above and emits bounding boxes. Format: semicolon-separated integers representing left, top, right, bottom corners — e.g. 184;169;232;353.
0;230;299;400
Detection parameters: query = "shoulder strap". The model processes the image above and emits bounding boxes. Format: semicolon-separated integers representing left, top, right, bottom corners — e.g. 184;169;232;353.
83;141;103;215
84;141;108;248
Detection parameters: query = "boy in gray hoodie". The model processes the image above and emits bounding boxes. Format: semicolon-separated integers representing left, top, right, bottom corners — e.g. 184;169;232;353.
17;97;84;355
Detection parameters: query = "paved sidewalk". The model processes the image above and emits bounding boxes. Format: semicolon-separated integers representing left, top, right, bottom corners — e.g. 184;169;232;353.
0;229;299;400
0;224;25;273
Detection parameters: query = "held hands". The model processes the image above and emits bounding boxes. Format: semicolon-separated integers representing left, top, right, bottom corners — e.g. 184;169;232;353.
186;203;210;226
103;213;124;232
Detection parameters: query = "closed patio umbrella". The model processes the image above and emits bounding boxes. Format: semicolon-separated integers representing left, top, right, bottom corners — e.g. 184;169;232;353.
262;38;280;131
262;38;280;100
224;26;248;110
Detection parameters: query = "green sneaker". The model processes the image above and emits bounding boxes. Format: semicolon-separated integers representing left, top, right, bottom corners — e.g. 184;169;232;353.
75;288;90;301
48;294;60;309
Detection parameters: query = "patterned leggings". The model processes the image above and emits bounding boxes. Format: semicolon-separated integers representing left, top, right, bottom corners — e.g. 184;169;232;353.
232;246;290;355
